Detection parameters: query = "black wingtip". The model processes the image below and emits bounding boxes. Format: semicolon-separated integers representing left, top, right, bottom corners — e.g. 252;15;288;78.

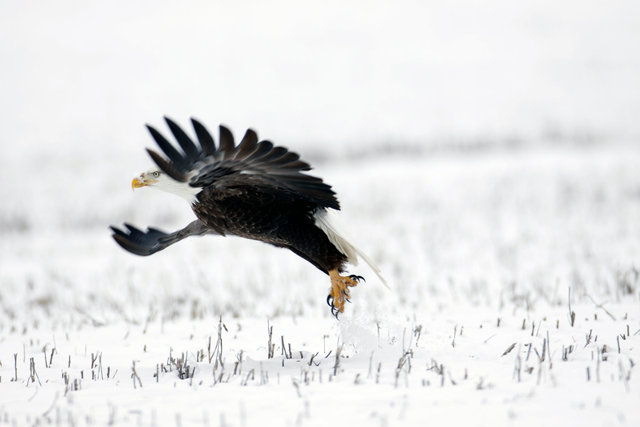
219;125;235;157
109;223;169;256
162;116;180;130
234;129;259;159
243;128;258;142
146;123;189;169
164;116;200;161
191;118;216;156
144;123;155;136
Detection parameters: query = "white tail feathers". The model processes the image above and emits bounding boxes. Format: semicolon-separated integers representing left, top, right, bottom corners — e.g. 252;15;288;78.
313;209;389;289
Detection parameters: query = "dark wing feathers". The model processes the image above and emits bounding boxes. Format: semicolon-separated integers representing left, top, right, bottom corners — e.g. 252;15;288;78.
146;125;187;169
110;220;212;256
235;129;259;159
145;118;339;209
218;125;235;158
164;117;200;162
191;118;216;156
110;223;171;256
262;146;287;161
246;140;274;162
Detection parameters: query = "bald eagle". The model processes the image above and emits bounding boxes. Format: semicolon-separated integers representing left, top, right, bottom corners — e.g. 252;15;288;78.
111;118;385;316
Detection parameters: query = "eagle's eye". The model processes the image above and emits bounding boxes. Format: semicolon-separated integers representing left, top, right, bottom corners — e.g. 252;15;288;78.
152;171;160;178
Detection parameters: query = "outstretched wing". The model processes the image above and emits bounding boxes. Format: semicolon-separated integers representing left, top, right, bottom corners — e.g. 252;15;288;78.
145;117;340;210
110;220;212;256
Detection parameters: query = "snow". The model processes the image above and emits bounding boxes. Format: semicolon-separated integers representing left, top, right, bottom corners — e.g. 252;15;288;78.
2;146;639;426
1;1;640;426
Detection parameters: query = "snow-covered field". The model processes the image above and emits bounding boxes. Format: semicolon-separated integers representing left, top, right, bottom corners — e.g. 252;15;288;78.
1;1;639;426
1;146;638;426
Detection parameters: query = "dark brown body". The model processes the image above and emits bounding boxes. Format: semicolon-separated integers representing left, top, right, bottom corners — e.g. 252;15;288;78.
193;185;347;273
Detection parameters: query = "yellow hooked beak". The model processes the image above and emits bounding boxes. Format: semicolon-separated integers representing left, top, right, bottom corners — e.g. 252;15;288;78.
131;176;156;190
132;177;145;190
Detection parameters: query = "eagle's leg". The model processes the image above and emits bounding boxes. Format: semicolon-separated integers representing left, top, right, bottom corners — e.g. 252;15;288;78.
327;269;364;317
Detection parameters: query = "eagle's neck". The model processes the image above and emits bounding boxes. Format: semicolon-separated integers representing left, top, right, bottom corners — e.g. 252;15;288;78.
154;177;201;204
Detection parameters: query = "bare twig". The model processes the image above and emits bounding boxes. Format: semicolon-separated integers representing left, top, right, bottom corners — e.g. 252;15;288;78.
568;287;576;327
502;343;517;357
333;345;343;376
586;294;616;321
267;322;274;359
131;361;142;388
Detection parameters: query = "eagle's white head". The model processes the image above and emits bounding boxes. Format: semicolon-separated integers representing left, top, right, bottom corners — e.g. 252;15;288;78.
132;168;200;204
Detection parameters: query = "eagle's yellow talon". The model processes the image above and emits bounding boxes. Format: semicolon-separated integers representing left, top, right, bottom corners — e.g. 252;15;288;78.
328;269;362;315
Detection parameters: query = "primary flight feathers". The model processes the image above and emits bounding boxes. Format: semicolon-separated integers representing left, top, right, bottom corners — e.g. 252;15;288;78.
146;118;339;209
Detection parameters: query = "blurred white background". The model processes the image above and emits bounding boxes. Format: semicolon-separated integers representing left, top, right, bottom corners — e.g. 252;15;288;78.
1;0;639;160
